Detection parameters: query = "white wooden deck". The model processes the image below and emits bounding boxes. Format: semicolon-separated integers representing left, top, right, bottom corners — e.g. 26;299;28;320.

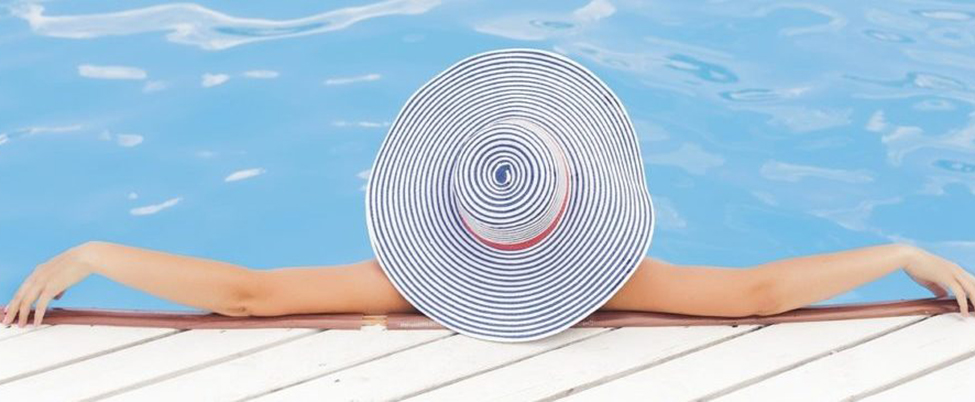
1;312;973;401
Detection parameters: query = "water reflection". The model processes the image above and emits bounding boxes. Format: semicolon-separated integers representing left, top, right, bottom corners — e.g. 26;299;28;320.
720;87;810;102
474;0;613;41
913;98;957;111
911;9;975;21
933;159;975;173
11;0;441;50
529;20;575;30
666;54;738;83
926;27;975;47
862;29;914;43
865;8;928;31
845;72;969;92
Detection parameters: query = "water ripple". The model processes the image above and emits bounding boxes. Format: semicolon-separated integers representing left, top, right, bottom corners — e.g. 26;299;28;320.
752;3;847;36
913;98;957;111
11;0;440;50
912;9;975;21
845;71;970;92
474;0;613;41
934;159;975;173
865;8;928;31
863;29;914;43
926;27;975;47
666;54;738;83
528;20;574;30
720;87;810;102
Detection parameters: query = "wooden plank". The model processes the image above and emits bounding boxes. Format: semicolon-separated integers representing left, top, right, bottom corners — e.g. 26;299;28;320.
560;316;924;401
711;313;975;401
103;329;454;401
398;325;759;402
250;328;611;401
0;324;177;385
861;354;975;401
0;324;50;342
0;327;318;400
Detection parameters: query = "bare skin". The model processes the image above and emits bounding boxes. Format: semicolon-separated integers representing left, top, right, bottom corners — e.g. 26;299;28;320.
3;241;975;328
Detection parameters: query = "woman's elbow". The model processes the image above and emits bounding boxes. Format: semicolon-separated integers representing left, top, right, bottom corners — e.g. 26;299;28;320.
217;269;264;317
748;274;786;316
218;304;251;317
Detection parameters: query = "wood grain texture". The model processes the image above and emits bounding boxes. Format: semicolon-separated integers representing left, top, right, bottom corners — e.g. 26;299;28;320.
0;324;177;385
0;327;317;400
560;316;924;401
403;325;759;402
252;328;610;401
861;354;975;402
712;313;975;402
106;329;453;401
0;324;49;342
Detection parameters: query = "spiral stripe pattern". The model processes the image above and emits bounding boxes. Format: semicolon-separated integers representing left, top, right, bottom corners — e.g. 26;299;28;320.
365;48;655;343
453;118;570;251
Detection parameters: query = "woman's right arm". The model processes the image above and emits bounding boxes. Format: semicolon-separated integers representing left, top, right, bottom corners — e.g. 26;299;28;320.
3;241;258;328
2;241;417;328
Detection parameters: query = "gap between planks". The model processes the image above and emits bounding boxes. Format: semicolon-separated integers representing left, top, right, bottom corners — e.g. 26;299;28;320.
84;329;328;402
391;327;618;402
4;313;950;402
694;315;932;401
0;329;185;387
237;332;459;401
536;325;769;402
0;324;54;342
846;343;975;401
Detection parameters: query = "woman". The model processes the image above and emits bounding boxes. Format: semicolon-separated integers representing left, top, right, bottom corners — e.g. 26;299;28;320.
5;48;975;331
3;240;974;328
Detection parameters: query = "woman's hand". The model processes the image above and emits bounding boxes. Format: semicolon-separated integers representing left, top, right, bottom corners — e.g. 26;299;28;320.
903;245;975;317
2;242;96;328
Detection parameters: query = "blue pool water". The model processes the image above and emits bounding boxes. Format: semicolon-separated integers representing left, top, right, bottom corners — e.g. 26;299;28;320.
1;0;973;313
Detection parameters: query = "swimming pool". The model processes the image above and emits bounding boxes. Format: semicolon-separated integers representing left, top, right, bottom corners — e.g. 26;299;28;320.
0;0;972;312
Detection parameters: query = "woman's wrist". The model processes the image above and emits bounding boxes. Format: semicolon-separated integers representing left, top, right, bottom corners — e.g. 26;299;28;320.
894;242;922;269
74;240;112;274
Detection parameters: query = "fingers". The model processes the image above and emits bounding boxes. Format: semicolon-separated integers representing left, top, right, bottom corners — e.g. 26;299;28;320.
960;268;975;290
33;291;54;327
2;280;29;326
3;256;74;327
954;270;975;316
945;279;970;318
17;284;43;328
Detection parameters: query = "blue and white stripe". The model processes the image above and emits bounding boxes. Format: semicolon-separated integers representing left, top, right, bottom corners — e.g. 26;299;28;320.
365;48;655;343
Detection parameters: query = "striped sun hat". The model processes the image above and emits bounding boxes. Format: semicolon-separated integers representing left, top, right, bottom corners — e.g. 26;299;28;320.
365;48;655;343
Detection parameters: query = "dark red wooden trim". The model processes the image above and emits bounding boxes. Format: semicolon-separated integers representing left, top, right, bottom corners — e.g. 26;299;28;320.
20;297;959;331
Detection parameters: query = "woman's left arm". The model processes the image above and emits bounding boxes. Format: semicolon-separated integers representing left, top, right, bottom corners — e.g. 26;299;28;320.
603;243;975;318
